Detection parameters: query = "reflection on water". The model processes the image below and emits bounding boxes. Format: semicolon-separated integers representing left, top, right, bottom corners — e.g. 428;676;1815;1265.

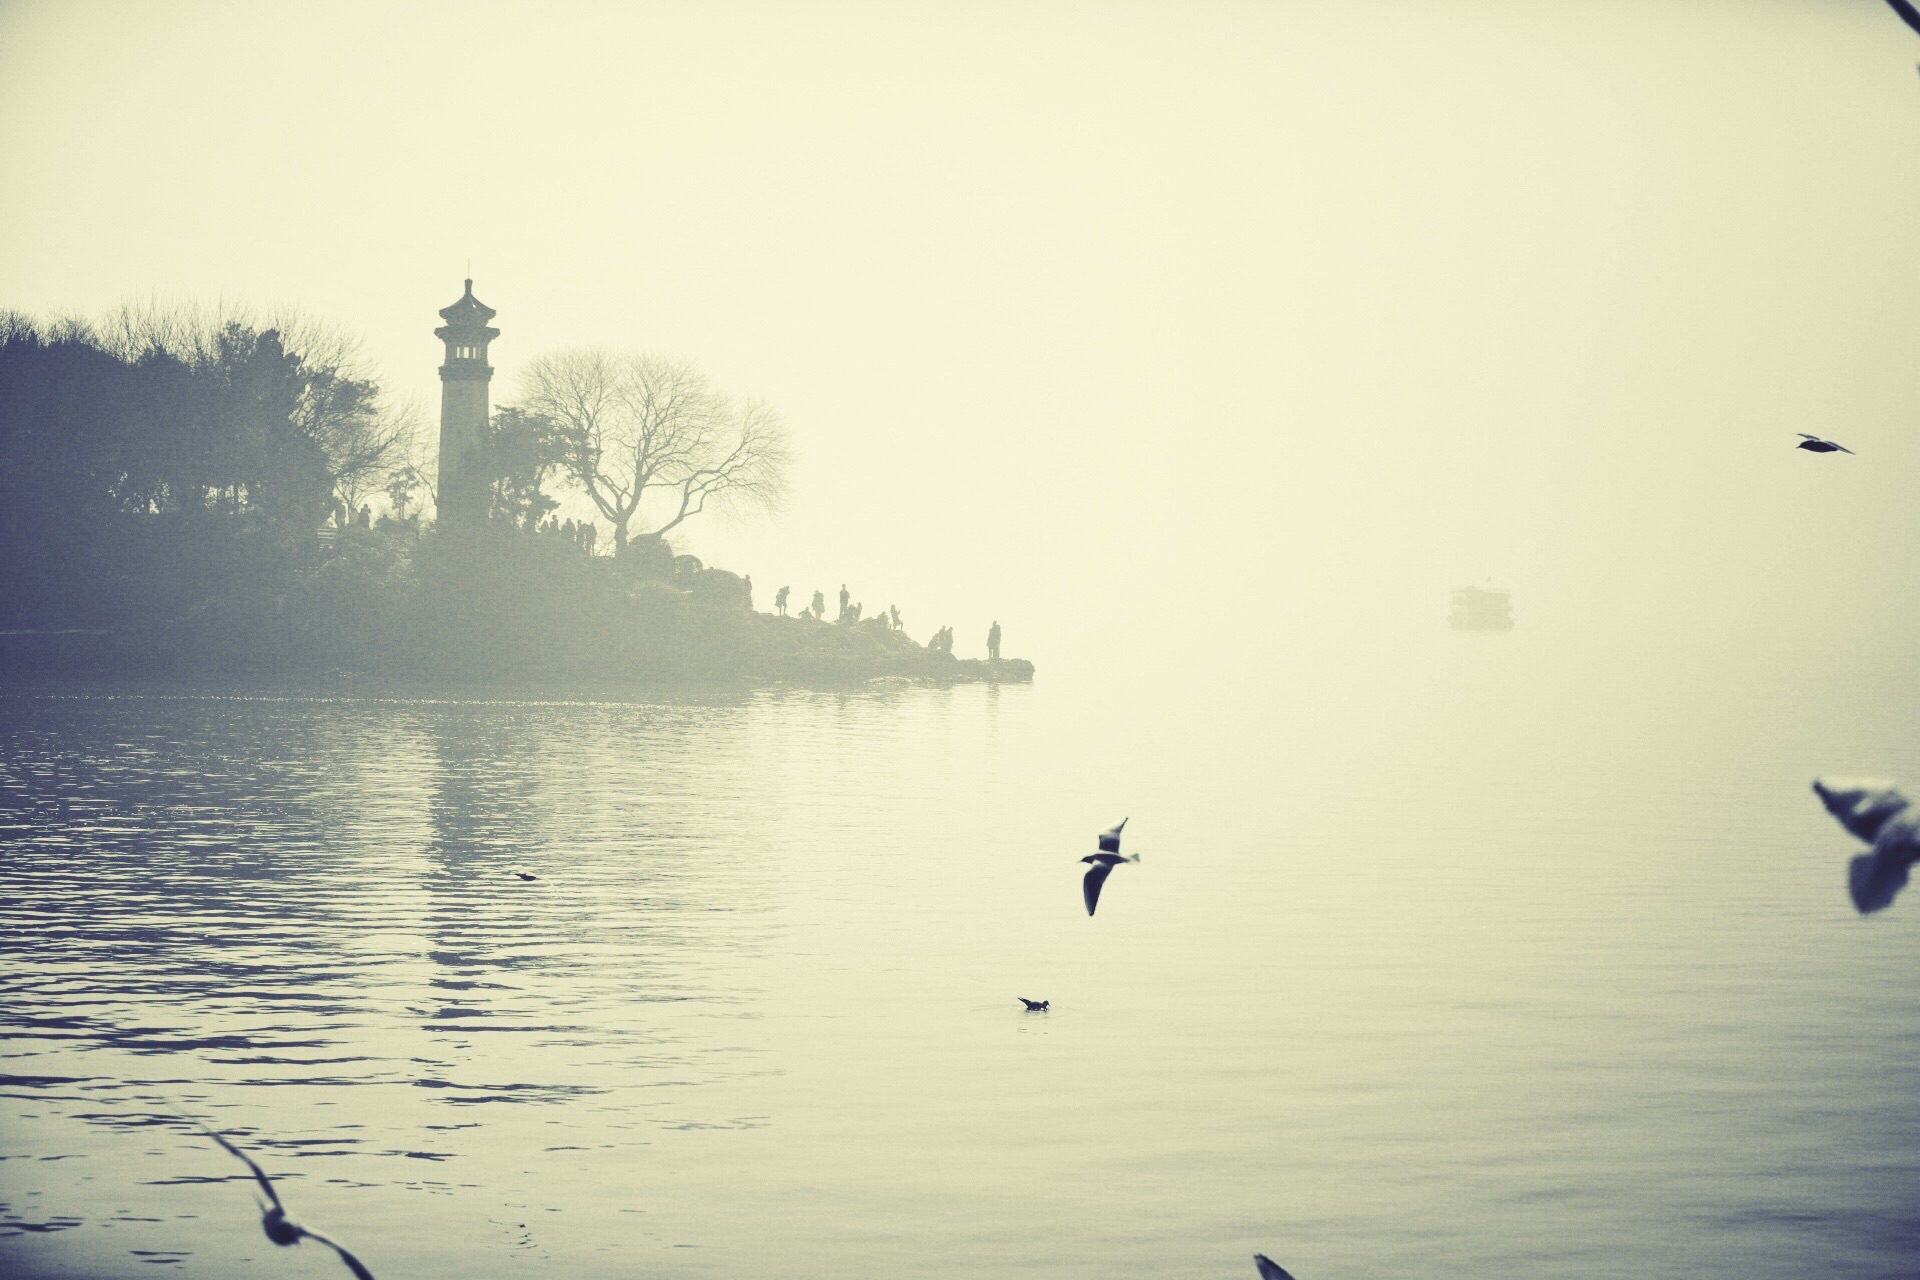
3;641;1920;1278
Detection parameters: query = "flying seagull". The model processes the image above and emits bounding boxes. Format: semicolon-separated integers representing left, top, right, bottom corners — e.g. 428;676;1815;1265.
1018;998;1050;1011
1254;1255;1299;1280
1882;0;1920;39
196;1125;377;1280
512;871;538;881
1796;433;1853;454
1082;818;1140;916
1812;777;1920;914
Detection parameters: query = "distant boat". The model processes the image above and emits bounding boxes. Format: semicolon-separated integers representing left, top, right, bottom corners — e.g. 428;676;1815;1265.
1450;584;1513;631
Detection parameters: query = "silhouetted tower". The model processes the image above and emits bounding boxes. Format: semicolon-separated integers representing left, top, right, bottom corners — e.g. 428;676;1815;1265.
434;279;499;531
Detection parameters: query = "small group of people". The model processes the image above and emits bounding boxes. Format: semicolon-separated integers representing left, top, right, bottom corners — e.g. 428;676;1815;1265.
757;578;1000;656
771;587;832;621
764;583;901;632
529;514;598;555
331;500;372;530
928;621;1001;658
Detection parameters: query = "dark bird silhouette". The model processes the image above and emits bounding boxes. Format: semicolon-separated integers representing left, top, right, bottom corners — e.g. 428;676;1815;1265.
1254;1255;1299;1280
1812;777;1920;914
512;871;537;881
1018;998;1049;1011
196;1125;377;1280
1082;819;1140;916
1796;433;1853;454
1882;0;1920;39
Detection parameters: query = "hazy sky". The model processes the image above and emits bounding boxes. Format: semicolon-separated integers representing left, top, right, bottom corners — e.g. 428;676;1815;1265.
4;0;1919;670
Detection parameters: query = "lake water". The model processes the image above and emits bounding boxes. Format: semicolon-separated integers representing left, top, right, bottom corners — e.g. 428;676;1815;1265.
3;627;1919;1279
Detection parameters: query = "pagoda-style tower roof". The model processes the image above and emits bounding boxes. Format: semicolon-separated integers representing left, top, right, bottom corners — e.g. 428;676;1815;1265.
436;278;498;335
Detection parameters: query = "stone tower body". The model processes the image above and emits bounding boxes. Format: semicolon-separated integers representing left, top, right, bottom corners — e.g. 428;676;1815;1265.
434;279;499;531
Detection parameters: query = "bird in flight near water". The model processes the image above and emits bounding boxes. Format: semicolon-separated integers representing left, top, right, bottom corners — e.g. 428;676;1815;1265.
1796;433;1853;454
195;1124;377;1279
1812;777;1920;914
1081;818;1140;916
1254;1254;1299;1279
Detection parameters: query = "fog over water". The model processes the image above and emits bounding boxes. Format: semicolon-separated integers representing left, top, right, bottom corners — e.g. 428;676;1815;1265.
5;2;1920;1277
5;1;1920;665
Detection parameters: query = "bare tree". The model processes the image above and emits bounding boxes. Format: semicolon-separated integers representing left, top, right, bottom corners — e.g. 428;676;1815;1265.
519;349;790;552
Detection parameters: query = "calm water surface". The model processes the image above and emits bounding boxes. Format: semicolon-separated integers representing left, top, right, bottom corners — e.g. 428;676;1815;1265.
3;630;1919;1279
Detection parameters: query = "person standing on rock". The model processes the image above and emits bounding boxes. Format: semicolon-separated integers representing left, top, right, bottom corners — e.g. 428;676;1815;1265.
744;575;754;612
987;621;1001;661
775;585;790;617
811;589;826;620
838;584;850;621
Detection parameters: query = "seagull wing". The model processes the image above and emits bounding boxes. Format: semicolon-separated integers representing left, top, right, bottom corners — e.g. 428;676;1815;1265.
1851;811;1920;915
1835;443;1855;453
1883;0;1920;40
301;1229;378;1280
1098;818;1128;854
198;1127;283;1211
1813;778;1911;842
1083;860;1114;915
1253;1255;1299;1280
1797;433;1822;440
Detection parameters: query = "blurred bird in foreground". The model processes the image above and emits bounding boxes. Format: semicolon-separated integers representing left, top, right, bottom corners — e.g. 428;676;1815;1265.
1254;1254;1298;1279
1082;818;1140;916
512;871;538;881
1796;433;1853;453
1812;777;1920;914
196;1124;376;1279
1018;998;1049;1011
1880;0;1920;40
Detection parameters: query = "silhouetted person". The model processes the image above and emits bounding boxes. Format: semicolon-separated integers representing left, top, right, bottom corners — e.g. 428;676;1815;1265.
987;620;1001;660
775;585;790;616
356;505;371;529
889;604;901;632
744;574;754;611
582;522;597;555
811;589;826;620
839;583;850;620
562;518;576;543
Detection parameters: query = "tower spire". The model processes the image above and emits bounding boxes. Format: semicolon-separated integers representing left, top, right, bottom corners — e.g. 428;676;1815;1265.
434;279;499;532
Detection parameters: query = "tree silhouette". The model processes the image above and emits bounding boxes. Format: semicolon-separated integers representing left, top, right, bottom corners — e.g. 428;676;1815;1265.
518;349;789;552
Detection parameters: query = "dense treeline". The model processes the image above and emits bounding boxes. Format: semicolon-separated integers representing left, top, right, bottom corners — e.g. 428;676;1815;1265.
0;304;1027;688
0;307;409;632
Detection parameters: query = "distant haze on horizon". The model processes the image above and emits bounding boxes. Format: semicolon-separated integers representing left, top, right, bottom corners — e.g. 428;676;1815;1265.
4;0;1918;674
